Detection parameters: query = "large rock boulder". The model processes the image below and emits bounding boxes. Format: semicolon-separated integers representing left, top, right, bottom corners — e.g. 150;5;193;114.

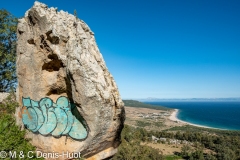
16;1;125;159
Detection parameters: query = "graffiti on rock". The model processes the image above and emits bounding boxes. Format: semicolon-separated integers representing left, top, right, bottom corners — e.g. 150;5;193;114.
22;96;88;140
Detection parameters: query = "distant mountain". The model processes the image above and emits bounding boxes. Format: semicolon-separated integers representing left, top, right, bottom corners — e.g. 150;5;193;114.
137;97;240;102
123;100;171;110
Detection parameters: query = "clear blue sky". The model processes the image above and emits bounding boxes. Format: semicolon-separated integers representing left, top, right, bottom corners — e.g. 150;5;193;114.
2;0;240;99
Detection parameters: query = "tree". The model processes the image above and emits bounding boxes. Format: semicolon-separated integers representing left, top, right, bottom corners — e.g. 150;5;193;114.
181;144;191;158
0;9;17;92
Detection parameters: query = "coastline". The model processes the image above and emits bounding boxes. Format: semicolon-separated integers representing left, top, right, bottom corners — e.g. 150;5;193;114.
169;109;226;130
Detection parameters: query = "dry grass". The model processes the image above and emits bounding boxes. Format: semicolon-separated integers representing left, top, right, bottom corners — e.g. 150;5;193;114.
141;142;182;155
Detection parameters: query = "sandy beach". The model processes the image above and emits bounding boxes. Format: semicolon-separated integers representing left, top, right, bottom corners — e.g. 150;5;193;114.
169;109;224;130
169;109;179;122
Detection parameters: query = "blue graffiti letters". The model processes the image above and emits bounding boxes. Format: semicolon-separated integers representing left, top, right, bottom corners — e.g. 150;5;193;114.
22;96;88;140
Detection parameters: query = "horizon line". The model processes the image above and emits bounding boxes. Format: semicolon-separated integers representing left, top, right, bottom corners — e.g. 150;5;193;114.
123;97;240;100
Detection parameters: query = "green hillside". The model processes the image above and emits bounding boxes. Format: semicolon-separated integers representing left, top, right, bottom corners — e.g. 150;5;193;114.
123;100;171;111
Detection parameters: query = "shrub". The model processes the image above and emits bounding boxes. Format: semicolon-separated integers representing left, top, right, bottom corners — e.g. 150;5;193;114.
0;93;42;159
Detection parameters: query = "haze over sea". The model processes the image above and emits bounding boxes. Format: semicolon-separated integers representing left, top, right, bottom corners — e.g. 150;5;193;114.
146;101;240;130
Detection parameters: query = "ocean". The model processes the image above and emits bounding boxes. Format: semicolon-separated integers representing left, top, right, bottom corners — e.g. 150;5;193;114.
145;101;240;130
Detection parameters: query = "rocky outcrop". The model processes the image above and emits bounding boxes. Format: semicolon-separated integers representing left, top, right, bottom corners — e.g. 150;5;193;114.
16;1;125;159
